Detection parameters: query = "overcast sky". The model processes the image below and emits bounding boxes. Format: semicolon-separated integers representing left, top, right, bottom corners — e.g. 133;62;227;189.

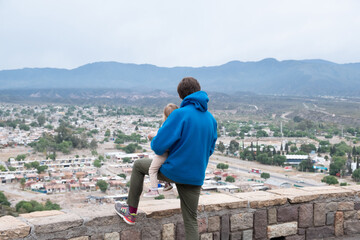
0;0;359;70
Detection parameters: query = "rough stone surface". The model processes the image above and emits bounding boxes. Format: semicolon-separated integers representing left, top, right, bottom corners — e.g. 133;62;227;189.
234;191;287;208
69;237;89;240
344;221;360;235
285;235;305;240
242;230;253;240
199;194;247;212
327;212;335;225
355;202;360;210
20;210;65;218
138;199;181;218
230;232;242;240
298;228;305;235
268;188;318;203
89;234;103;240
326;202;338;212
24;212;83;234
338;202;354;211
208;216;220;232
314;203;327;226
267;222;298;239
344;210;356;220
299;204;313;228
335;211;344;236
268;208;277;225
306;226;334;239
230;212;253;231
213;232;220;240
200;233;213;240
162;223;175;240
141;227;161;240
221;215;230;240
176;222;185;240
277;205;298;222
0;215;31;240
121;229;141;240
104;232;119;240
198;218;207;233
254;210;267;240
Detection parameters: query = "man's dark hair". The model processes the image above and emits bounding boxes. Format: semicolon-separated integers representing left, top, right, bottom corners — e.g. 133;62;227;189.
177;77;201;99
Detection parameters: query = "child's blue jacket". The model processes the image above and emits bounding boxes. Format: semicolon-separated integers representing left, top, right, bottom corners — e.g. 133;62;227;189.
151;91;217;186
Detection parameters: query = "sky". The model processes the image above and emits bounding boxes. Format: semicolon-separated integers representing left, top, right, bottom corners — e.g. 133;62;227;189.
0;0;360;70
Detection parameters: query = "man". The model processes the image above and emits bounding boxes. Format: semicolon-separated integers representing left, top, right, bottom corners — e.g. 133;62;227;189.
115;77;217;240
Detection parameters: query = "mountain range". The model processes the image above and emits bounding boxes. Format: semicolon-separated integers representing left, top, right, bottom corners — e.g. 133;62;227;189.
1;58;360;96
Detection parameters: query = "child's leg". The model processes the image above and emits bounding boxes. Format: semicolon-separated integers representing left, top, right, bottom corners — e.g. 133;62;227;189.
149;152;168;189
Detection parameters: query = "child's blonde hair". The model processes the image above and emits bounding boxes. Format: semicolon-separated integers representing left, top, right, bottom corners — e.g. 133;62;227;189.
163;103;178;121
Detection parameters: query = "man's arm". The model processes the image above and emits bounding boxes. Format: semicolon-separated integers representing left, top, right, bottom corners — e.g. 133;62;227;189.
209;121;218;156
151;110;182;155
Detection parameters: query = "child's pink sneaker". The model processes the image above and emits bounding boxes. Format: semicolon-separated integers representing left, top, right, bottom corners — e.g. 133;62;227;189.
143;189;160;198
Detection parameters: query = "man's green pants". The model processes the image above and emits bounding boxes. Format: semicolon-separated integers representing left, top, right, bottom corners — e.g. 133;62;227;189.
127;158;201;240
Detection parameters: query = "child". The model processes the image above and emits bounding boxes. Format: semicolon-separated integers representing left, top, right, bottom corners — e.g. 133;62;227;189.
143;103;178;197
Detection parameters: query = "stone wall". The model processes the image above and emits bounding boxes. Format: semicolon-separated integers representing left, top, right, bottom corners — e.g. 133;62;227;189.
2;185;360;240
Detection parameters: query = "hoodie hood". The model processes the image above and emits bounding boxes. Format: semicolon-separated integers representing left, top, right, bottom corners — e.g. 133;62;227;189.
180;91;208;112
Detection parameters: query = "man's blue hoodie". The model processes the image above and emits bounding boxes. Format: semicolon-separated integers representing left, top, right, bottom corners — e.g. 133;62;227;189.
151;91;217;186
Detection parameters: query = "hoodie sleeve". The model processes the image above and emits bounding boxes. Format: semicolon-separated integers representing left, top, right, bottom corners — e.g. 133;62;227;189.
151;110;182;155
209;121;218;156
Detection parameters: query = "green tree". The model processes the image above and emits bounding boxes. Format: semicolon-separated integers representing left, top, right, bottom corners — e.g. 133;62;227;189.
229;140;239;154
225;176;235;183
217;141;225;153
20;178;26;190
321;176;339;185
93;160;101;168
37;115;46;126
261;172;270;180
300;144;316;154
352;169;360;182
217;163;229;170
273;155;286;166
0;191;10;206
105;129;111;137
256;130;268;138
329;156;346;176
15;154;26;161
299;158;315;172
122;157;132;163
118;173;127;179
96;180;108;193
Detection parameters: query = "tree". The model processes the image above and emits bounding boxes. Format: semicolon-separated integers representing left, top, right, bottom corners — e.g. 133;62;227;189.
299;158;315;172
96;180;108;193
321;176;339;185
217;141;225;153
15;154;26;161
0;191;10;206
261;172;270;180
300;144;316;154
352;169;360;182
118;173;127;179
256;130;268;138
93;160;101;168
217;163;229;170
273;155;286;166
20;178;26;190
225;176;235;183
37;115;46;126
122;157;132;163
329;156;346;176
105;129;111;137
229;140;239;154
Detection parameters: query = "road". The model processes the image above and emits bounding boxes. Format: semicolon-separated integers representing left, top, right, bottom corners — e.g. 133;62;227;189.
210;154;324;187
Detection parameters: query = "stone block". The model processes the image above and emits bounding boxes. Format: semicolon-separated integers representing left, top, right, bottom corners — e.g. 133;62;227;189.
298;204;313;228
285;235;305;240
268;208;277;225
20;210;65;218
268;188;318;203
242;230;253;240
267;222;298;239
213;232;220;240
138;199;181;218
104;232;119;240
89;234;103;240
198;218;207;233
69;237;89;240
326;212;335;225
230;212;253;231
314;203;326;226
200;233;213;240
298;228;305;235
326;202;338;212
234;191;287;208
142;227;161;240
277;205;298;222
221;215;230;240
162;223;175;240
254;210;267;239
230;232;242;240
23;212;83;234
301;186;354;199
355;202;360;210
208;216;220;232
357;210;360;219
0;216;31;240
199;193;247;212
344;210;356;220
338;202;354;211
176;221;185;240
335;211;344;237
306;226;334;239
121;230;141;240
344;221;360;235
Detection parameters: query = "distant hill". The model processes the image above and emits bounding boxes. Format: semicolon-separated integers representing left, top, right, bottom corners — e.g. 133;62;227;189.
1;59;360;96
